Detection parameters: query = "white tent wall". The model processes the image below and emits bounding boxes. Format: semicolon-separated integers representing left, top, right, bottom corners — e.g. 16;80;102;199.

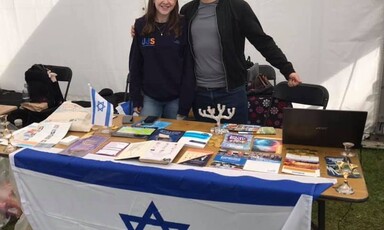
0;0;383;132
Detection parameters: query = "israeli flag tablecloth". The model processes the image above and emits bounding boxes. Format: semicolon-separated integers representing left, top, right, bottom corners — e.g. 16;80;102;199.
10;148;334;230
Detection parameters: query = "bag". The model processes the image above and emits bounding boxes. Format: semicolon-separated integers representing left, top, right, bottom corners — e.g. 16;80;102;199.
247;74;274;95
25;64;64;108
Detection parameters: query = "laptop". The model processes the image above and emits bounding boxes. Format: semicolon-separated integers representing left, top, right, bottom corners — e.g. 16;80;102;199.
282;108;367;148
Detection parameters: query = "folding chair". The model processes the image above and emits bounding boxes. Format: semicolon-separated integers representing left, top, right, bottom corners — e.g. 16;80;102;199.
247;63;276;87
272;81;329;109
43;65;72;100
259;64;276;86
23;65;72;126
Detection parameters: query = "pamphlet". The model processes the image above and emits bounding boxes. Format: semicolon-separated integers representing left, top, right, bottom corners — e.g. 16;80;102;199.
221;123;260;133
243;151;282;174
210;149;248;169
111;126;157;139
325;156;361;178
177;148;214;167
220;133;253;151
256;127;276;135
131;120;171;129
210;149;282;173
95;141;129;156
139;141;184;164
148;129;185;142
252;138;282;153
177;130;212;148
282;149;320;177
11;122;71;148
115;141;154;160
60;135;109;157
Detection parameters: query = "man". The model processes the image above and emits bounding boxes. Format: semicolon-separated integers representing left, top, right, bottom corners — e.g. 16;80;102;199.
180;0;301;124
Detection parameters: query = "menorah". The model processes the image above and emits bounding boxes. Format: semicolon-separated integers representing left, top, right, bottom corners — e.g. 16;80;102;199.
198;104;236;134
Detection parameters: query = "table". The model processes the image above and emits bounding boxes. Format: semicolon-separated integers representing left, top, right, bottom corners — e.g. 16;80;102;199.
9;117;368;230
0;104;17;115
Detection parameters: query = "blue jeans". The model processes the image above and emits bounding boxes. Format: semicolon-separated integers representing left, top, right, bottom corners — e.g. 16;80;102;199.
140;95;179;119
193;86;248;124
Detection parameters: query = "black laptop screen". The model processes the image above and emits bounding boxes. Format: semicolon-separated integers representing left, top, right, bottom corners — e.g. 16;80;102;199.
282;108;367;148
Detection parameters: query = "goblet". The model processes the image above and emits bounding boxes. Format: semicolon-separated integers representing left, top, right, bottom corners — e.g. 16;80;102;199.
341;142;355;157
335;159;358;195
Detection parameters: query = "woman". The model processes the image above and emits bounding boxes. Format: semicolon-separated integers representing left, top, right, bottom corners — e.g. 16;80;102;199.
129;0;195;119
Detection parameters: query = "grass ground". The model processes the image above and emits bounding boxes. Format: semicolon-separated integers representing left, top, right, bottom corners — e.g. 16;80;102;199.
3;148;384;230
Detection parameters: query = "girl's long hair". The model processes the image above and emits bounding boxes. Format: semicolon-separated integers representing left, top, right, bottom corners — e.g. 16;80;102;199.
141;0;182;37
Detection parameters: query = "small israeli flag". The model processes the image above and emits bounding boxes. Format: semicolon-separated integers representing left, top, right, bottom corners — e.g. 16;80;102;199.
116;101;133;115
89;84;113;127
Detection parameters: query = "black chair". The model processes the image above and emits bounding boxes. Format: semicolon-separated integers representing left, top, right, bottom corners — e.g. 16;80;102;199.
247;63;276;86
259;64;276;86
43;65;72;100
10;65;73;127
272;81;329;109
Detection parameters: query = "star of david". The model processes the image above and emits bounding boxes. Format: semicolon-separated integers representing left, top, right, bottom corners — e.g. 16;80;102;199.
120;201;190;230
96;101;106;112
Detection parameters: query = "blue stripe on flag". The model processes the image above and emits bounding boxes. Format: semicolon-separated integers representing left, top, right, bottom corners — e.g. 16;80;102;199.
91;88;97;124
13;149;332;206
105;101;112;126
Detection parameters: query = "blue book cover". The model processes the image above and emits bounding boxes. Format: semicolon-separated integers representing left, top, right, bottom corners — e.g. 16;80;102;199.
210;149;248;169
220;133;253;151
148;129;185;142
252;138;282;153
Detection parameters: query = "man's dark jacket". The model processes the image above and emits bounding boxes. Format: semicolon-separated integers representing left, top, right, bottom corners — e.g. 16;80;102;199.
181;0;295;90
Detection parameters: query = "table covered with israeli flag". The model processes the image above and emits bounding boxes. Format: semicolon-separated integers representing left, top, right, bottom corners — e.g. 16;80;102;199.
9;147;335;230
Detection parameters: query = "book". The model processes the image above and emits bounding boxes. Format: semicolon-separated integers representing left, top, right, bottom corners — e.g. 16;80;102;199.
210;149;282;173
177;130;212;148
243;151;282;174
220;133;253;151
11;122;71;148
282;149;320;177
115;141;154;160
252;138;282;153
210;149;248;169
221;123;260;133
60;135;109;157
95;141;129;156
139;141;184;164
131;120;171;129
111;126;157;139
177;148;214;167
325;156;361;178
148;129;185;142
256;127;276;135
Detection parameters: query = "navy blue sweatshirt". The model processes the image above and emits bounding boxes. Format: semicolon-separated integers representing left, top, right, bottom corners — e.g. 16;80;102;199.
129;16;195;116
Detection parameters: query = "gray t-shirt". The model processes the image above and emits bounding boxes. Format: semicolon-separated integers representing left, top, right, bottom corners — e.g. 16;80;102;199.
191;0;226;88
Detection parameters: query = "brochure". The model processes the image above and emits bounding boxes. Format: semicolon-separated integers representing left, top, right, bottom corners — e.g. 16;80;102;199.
60;135;109;157
95;141;129;156
111;126;157;139
177;130;212;148
252;138;282;153
282;149;320;177
210;149;248;169
177;148;214;167
115;141;154;160
220;133;253;151
221;123;260;133
243;151;282;174
325;156;361;178
139;141;184;165
11;122;71;148
131;120;171;129
148;129;185;142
